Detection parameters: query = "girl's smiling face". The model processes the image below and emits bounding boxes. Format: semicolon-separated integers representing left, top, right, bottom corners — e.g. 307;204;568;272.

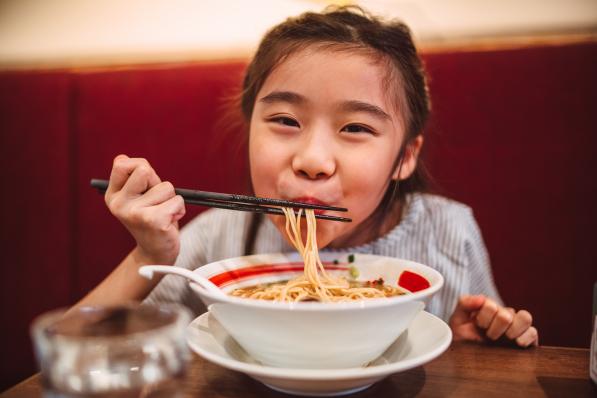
249;47;416;248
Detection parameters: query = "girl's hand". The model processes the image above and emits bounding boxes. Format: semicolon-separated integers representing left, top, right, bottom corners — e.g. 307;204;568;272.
105;155;185;265
449;295;539;348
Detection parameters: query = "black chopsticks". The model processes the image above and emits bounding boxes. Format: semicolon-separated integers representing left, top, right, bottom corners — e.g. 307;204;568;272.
90;179;351;222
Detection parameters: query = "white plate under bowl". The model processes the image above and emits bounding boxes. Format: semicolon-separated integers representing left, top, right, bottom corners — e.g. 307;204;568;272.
186;310;452;396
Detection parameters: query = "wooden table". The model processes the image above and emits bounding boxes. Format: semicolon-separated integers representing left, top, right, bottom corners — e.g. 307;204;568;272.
3;342;595;397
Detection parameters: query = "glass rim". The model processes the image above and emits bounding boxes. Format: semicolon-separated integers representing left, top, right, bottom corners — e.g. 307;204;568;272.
30;302;192;343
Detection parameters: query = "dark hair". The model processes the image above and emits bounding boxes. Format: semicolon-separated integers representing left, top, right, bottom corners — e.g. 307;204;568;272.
242;6;432;253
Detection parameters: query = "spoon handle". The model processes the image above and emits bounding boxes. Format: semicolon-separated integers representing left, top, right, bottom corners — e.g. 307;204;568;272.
138;265;225;297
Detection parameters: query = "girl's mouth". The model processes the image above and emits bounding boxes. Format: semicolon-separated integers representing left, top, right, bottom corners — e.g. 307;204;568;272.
290;197;332;215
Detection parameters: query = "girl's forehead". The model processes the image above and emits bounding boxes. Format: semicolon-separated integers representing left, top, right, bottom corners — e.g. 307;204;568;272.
271;46;386;84
260;46;400;118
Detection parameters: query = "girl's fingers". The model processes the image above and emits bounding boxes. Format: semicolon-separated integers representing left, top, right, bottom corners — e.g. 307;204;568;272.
120;161;161;197
452;323;484;342
449;295;485;327
449;295;486;343
505;310;533;340
107;154;133;194
107;156;160;196
134;181;176;207
131;195;184;231
455;297;537;346
475;298;499;329
485;307;514;340
515;326;539;347
151;195;186;229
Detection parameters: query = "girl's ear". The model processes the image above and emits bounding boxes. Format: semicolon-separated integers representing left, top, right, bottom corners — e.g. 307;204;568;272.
392;135;424;180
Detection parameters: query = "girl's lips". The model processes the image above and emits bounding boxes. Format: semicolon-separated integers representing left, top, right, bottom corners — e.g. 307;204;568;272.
290;197;332;215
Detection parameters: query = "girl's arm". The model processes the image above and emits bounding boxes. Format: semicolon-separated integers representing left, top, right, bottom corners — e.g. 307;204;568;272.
70;154;186;310
72;247;164;308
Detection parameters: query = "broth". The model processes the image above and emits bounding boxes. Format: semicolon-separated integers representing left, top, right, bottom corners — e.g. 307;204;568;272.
230;278;406;301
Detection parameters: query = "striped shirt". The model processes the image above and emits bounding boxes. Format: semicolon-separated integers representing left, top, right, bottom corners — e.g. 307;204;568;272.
145;193;502;321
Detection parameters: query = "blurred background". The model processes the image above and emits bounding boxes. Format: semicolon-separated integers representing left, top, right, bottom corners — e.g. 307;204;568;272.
1;0;597;68
1;0;596;391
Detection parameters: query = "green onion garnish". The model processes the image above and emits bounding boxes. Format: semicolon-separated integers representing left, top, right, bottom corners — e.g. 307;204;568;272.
349;266;359;279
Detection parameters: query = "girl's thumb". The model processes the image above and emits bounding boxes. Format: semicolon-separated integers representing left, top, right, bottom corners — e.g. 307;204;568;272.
459;295;486;311
450;295;486;326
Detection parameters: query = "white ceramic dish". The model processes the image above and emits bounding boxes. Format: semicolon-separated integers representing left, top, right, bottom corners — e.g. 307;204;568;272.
186;310;452;396
189;252;444;369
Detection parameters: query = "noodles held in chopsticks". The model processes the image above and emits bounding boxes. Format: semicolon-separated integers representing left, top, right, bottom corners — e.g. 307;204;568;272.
230;208;404;302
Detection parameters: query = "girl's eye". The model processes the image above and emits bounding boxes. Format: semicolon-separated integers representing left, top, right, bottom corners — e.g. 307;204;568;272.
270;116;300;128
341;124;375;134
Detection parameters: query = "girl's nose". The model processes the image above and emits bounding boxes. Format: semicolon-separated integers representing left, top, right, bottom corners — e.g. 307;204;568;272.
291;132;336;180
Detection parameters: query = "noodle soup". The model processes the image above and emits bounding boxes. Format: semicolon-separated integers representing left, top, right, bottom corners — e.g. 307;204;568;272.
231;278;407;301
191;252;444;369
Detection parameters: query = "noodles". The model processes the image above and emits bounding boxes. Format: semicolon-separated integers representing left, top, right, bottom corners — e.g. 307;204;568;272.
230;208;405;302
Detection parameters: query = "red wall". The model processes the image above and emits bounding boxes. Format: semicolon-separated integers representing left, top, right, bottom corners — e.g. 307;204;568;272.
423;43;597;347
1;42;596;390
0;72;73;390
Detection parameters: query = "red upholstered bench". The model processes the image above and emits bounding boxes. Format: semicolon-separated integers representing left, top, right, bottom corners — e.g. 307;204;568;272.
1;41;596;389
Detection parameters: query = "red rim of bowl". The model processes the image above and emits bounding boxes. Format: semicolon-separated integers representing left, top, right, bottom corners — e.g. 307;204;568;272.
192;260;444;311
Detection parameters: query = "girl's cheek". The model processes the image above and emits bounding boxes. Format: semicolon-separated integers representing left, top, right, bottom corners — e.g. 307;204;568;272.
250;134;275;191
251;158;282;197
341;152;392;204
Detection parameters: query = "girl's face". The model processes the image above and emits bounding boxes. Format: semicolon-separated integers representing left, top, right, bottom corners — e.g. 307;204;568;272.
249;47;417;248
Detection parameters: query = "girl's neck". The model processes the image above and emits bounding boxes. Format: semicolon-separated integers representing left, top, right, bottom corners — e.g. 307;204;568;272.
328;200;403;249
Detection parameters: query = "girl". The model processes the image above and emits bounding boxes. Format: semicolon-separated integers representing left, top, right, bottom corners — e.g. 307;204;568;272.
78;6;538;347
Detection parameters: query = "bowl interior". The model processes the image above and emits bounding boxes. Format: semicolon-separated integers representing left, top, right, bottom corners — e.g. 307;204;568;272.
193;252;443;307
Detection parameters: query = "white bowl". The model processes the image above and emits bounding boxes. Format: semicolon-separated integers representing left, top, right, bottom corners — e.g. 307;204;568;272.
186;310;452;396
190;252;443;369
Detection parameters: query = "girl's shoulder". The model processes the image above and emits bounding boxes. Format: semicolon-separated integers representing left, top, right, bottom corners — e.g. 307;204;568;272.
398;194;488;270
416;193;474;218
409;193;481;239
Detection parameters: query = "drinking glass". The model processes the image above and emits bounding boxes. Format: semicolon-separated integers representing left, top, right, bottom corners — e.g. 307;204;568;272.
31;303;191;397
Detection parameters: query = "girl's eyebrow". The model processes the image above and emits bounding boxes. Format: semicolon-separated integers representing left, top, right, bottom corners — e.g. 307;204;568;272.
259;91;306;105
339;100;391;122
259;91;390;122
